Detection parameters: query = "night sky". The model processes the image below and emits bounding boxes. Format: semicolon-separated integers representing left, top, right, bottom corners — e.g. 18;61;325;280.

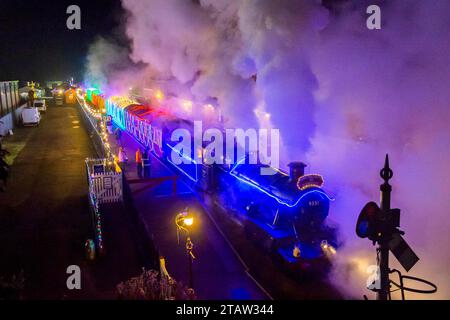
0;0;344;84
0;0;122;83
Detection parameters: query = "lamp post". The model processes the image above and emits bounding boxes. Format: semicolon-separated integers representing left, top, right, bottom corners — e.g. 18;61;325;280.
175;209;195;289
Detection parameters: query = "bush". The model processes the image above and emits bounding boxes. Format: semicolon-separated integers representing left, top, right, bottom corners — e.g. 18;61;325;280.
116;269;196;300
0;271;25;300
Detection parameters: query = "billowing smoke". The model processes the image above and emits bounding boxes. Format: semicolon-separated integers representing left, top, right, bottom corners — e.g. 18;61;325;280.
236;0;329;157
84;0;450;299
306;0;450;299
84;36;147;96
85;37;128;88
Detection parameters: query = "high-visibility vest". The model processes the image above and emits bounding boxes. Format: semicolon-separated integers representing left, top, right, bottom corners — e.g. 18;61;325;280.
143;158;151;167
136;151;142;163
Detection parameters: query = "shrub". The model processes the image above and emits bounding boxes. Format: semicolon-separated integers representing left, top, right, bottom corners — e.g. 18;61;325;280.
116;269;195;300
0;271;25;300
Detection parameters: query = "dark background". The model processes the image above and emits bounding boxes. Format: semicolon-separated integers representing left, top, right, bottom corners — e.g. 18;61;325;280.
0;0;346;84
0;0;123;83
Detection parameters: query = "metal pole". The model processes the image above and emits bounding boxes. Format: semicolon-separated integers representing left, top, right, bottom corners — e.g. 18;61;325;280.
3;84;9;115
9;82;17;126
186;237;194;289
15;82;20;109
8;83;14;111
378;154;393;300
0;83;4;117
188;248;193;289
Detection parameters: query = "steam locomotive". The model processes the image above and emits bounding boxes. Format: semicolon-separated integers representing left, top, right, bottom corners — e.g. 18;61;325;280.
86;89;338;273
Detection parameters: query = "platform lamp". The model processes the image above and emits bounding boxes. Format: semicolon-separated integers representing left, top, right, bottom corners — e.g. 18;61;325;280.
175;209;196;289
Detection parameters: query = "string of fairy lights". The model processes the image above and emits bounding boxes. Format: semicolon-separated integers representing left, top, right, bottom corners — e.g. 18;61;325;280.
77;90;115;256
88;188;104;255
77;89;103;119
77;90;114;161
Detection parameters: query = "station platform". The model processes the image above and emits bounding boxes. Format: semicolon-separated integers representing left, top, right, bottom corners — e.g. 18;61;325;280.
0;102;142;299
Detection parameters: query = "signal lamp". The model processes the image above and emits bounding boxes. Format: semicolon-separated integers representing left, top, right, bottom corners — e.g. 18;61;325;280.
356;201;381;241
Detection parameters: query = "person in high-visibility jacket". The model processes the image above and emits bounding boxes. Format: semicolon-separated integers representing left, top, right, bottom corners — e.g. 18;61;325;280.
135;148;143;179
142;148;151;178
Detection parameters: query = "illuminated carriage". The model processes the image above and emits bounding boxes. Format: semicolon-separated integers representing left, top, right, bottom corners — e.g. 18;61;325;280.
86;88;106;112
123;104;169;156
106;97;169;157
106;95;138;129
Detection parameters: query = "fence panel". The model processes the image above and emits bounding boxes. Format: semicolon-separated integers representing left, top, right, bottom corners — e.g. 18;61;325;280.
86;159;123;204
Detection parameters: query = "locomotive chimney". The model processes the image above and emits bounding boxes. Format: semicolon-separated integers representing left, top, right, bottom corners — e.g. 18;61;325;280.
288;162;307;183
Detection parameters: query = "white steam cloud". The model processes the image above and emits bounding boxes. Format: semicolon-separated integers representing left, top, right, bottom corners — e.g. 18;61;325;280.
85;37;129;89
307;0;450;299
84;0;450;299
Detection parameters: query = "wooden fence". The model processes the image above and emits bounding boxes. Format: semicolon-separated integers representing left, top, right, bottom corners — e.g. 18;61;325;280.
86;158;123;204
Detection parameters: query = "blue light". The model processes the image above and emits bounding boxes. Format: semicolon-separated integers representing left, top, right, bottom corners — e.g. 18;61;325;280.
165;143;199;182
106;101;126;130
229;157;334;208
230;287;252;300
357;220;369;238
114;118;126;131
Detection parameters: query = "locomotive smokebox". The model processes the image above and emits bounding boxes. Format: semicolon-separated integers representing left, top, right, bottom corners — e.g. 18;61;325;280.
288;162;307;183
